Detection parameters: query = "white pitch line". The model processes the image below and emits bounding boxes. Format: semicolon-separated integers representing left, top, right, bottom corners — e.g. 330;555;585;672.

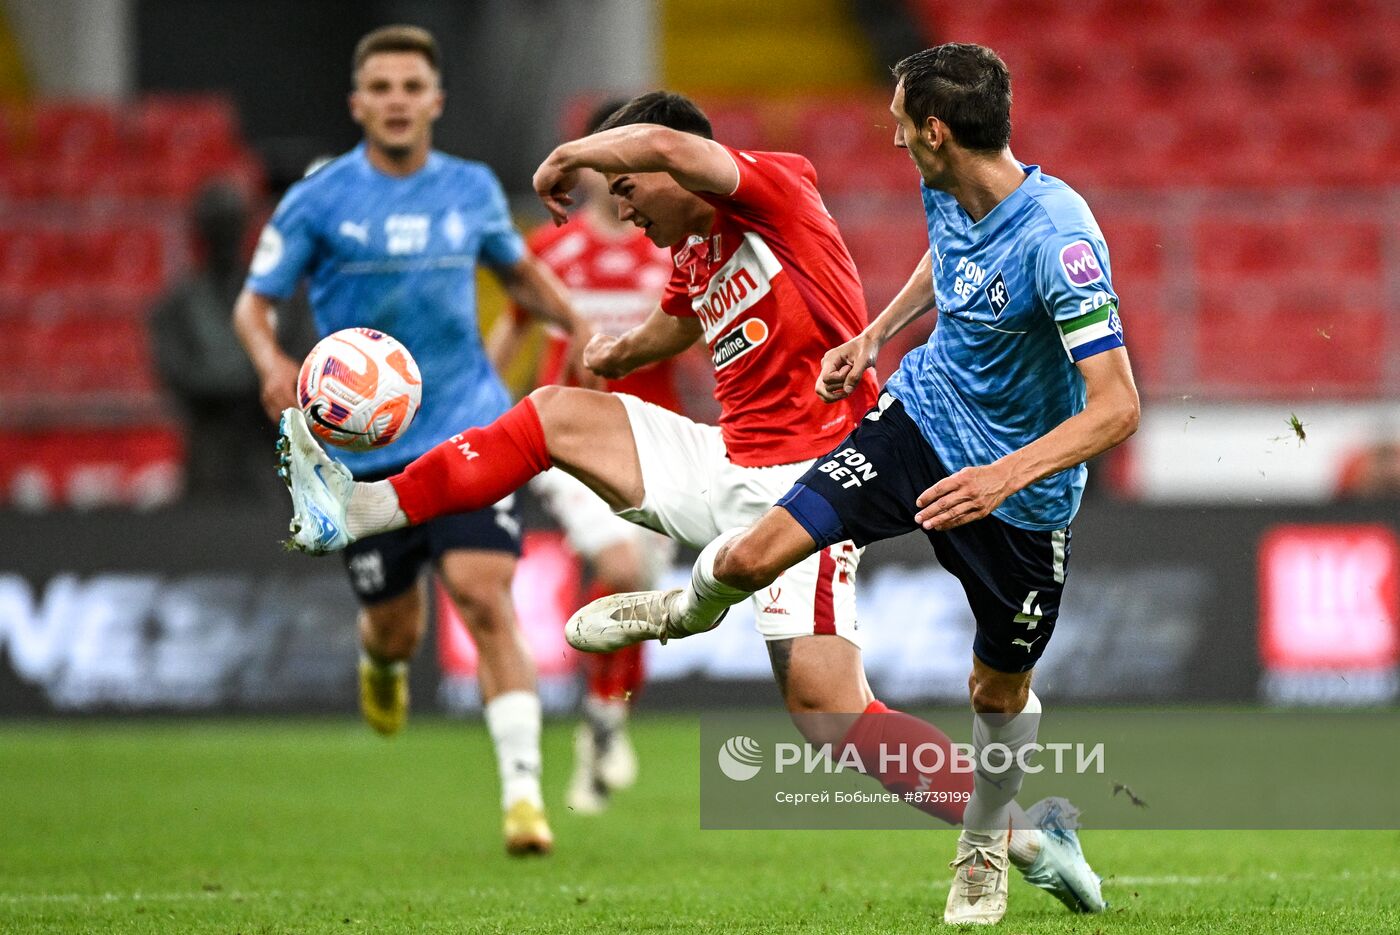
1109;869;1400;887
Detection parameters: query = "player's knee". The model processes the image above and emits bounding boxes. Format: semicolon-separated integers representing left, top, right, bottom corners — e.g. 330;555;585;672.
442;578;512;631
525;383;566;415
788;709;849;747
969;676;1029;715
714;534;782;592
527;384;599;428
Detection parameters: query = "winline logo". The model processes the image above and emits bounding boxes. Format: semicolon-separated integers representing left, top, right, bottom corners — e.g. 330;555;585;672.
712;318;769;371
715;736;1105;781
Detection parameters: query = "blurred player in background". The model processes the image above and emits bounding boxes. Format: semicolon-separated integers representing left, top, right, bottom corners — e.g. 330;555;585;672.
572;45;1134;923
489;99;679;814
276;88;1104;918
233;24;591;855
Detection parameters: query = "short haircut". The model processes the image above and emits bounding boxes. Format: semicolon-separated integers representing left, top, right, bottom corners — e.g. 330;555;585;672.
593;91;713;139
583;98;630;136
892;44;1012;152
353;24;439;78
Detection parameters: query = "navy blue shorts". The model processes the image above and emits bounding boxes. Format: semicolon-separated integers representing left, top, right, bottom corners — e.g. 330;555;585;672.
777;393;1070;673
340;467;522;606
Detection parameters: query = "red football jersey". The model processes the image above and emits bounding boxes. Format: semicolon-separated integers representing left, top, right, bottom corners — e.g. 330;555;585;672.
661;146;877;467
517;212;679;411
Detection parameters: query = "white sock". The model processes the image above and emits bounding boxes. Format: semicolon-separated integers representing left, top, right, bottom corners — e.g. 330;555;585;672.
582;695;627;750
1006;800;1042;868
670;528;751;636
962;689;1042;844
346;480;408;539
484;690;543;810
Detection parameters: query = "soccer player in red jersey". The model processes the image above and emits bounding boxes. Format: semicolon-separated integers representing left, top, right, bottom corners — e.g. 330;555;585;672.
491;100;680;814
281;92;1061;861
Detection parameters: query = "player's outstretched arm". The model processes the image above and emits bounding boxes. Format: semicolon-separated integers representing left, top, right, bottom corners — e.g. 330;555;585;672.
232;288;300;421
914;348;1140;531
534;125;738;224
495;254;599;388
817;251;936;402
584;306;703;380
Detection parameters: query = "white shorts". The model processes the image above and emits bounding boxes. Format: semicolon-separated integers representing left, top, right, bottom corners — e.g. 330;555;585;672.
615;394;862;647
529;468;676;588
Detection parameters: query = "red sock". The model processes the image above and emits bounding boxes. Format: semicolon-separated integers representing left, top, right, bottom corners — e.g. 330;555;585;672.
389;398;551;524
609;643;646;700
582;584;646;703
841;699;971;825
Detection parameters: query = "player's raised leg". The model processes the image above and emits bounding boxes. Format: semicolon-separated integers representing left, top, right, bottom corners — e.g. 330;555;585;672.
437;549;552;856
278;385;645;555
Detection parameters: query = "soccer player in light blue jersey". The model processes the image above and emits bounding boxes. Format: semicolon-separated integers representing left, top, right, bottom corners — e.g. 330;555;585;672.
568;44;1138;922
233;25;589;856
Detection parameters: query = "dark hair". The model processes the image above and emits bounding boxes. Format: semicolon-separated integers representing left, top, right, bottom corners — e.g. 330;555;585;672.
353;25;439;77
593;91;713;139
583;98;630;136
892;44;1012;152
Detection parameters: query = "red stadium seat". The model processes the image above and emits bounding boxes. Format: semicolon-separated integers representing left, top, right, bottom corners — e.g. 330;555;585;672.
1194;215;1382;278
0;227;70;293
1118;292;1172;394
131;95;241;162
34;101;122;166
76;223;172;297
786;97;910;194
692;99;774;151
1194;295;1386;397
830;199;929;306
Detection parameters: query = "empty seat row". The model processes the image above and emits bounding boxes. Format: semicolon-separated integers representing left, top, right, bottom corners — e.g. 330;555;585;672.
0;96;263;204
0;223;177;296
0;96;245;166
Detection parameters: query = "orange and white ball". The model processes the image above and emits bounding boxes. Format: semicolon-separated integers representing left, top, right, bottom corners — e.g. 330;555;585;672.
297;328;422;450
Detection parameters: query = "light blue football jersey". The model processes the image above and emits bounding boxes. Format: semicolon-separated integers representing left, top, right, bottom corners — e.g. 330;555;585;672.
245;144;524;475
885;164;1123;531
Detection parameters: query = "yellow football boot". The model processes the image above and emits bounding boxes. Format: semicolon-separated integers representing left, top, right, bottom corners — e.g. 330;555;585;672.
502;799;554;856
358;656;408;736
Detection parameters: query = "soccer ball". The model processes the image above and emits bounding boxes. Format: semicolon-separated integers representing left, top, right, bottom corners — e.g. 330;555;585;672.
297;328;422;450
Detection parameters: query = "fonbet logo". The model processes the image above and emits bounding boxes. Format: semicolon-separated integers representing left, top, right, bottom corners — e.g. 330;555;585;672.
717;735;764;781
1059;240;1103;286
712;318;769;370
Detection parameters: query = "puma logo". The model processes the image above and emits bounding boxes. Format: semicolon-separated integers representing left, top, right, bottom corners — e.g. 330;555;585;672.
338;220;369;245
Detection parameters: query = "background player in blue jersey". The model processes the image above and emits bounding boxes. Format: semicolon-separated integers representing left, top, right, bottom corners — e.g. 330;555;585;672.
232;25;588;856
568;44;1139;922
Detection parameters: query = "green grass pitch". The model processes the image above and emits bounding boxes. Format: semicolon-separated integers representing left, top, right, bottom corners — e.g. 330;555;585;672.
2;716;1397;933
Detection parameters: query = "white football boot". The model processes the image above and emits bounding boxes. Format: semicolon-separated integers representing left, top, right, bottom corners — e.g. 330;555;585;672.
276;407;356;555
1018;797;1106;913
944;831;1010;925
565;588;685;652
